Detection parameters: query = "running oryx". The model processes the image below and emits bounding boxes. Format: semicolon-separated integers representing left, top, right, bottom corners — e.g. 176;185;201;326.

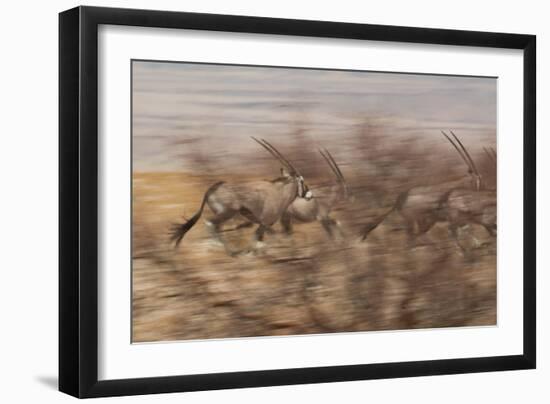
281;148;351;238
442;187;496;252
170;137;312;250
442;144;497;252
360;130;490;246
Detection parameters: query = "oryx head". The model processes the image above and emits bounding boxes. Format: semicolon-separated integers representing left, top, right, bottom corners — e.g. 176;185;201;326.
442;130;483;191
319;147;352;201
252;137;312;200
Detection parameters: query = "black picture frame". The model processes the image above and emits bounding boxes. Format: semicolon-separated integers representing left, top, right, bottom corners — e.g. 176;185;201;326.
59;5;536;398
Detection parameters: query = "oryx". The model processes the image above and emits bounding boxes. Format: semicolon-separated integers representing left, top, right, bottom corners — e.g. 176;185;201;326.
170;137;312;249
281;148;351;238
360;130;487;245
442;144;497;252
443;188;496;241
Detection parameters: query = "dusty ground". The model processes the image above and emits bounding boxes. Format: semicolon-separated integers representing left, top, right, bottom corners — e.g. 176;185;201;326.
132;170;496;343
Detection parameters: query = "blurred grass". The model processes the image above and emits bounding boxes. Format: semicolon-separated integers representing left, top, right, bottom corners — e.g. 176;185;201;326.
132;164;496;343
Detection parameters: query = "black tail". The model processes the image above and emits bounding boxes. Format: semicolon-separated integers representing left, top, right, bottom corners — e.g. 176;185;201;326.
361;190;409;240
170;181;224;247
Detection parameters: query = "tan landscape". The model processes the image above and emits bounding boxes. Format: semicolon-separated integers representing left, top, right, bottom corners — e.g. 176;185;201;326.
131;60;497;343
132;135;496;343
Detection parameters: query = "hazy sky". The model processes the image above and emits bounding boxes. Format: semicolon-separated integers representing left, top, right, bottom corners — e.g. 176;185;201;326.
132;60;496;171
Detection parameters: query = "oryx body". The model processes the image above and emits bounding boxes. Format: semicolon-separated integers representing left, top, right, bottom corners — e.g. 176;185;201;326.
170;138;311;249
395;175;479;237
205;176;308;242
361;131;489;247
282;148;350;238
444;188;496;237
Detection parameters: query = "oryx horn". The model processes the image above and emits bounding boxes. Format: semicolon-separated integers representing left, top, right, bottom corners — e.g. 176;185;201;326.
449;130;480;176
319;148;346;185
441;130;472;172
251;137;301;176
484;147;495;163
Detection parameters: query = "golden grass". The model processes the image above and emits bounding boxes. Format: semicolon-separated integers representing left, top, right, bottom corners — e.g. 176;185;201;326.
132;171;496;343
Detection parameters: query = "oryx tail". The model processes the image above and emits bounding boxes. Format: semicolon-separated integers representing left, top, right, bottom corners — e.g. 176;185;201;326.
361;190;409;240
170;181;225;247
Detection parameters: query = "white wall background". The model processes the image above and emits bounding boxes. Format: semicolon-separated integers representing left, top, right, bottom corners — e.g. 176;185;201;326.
0;0;546;402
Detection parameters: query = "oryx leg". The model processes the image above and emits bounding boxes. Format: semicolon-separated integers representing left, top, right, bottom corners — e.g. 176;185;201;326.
405;219;422;249
205;210;237;244
449;223;465;251
234;221;255;231
240;224;274;253
406;216;438;249
419;217;437;238
448;222;478;260
281;212;293;235
320;217;337;239
254;225;271;242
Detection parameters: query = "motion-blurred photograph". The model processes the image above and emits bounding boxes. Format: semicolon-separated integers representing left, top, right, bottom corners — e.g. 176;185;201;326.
131;60;497;343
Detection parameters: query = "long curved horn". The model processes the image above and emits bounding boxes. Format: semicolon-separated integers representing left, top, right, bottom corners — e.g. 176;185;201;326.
251;137;296;175
449;130;480;176
441;130;473;173
320;148;346;185
251;136;282;161
484;147;496;164
320;148;349;198
319;148;340;181
260;137;302;177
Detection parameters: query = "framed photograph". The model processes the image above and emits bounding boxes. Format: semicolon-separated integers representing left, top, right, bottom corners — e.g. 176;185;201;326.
59;6;536;398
